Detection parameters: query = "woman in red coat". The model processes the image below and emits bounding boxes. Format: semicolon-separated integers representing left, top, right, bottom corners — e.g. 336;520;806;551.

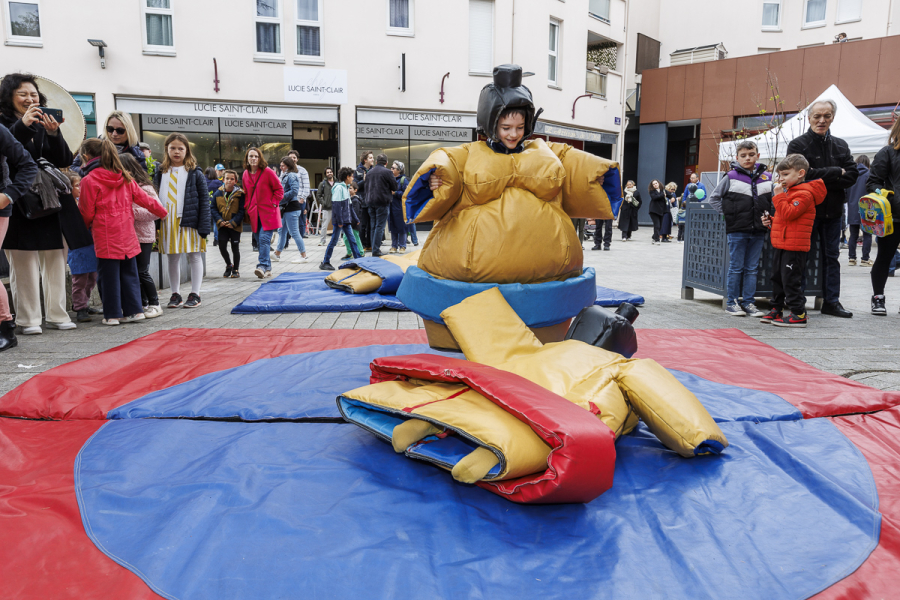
242;147;283;279
78;138;167;325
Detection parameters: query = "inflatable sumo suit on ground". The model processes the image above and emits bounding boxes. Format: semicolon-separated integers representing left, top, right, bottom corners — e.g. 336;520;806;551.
398;64;624;350
324;250;421;294
338;288;727;504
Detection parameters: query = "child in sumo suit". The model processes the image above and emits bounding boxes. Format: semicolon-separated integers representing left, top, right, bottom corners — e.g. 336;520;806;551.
402;64;622;348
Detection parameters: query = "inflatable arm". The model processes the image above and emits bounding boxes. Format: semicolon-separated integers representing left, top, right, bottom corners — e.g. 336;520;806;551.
548;142;622;220
325;251;421;295
403;146;468;223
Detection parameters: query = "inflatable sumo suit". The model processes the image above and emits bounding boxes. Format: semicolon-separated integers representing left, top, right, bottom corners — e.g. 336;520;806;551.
338;288;727;504
398;64;624;350
324;250;421;294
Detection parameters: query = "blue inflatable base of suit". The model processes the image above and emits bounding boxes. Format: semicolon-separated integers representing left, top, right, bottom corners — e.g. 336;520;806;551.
75;346;879;600
231;270;644;315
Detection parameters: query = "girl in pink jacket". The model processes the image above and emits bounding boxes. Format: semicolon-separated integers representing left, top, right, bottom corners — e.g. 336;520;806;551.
78;138;167;325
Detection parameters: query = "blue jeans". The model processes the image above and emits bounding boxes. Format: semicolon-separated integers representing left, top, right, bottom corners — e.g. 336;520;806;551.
324;223;362;264
407;222;419;244
277;211;306;254
257;229;275;271
367;205;389;254
805;216;842;304
726;231;766;305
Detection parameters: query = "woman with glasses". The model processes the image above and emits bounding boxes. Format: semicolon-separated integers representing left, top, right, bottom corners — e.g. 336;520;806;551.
0;72;93;335
71;110;146;175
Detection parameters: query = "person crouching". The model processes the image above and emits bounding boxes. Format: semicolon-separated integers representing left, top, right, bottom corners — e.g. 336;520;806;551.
77;138;168;325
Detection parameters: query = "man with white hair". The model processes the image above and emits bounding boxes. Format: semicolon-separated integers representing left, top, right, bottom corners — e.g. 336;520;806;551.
786;99;858;318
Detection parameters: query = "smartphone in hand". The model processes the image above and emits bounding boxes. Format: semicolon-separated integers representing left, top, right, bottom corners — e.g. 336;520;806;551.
40;107;64;122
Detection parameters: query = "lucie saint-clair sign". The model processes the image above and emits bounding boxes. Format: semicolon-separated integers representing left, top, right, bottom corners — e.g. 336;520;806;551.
284;67;348;104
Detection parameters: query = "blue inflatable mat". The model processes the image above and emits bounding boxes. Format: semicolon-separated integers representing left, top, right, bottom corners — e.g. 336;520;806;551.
109;346;799;424
594;285;643;307
76;417;878;600
231;272;406;314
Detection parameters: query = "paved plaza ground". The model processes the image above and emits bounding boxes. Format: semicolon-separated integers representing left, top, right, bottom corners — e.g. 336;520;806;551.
3;228;900;397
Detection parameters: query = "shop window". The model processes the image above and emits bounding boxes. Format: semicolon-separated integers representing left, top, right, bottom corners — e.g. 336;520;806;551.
549;19;561;87
4;0;42;47
72;93;97;139
835;0;861;23
468;0;493;76
387;0;414;37
762;0;781;30
142;0;174;54
221;133;292;170
295;0;322;63
588;0;610;23
255;0;283;61
803;0;827;28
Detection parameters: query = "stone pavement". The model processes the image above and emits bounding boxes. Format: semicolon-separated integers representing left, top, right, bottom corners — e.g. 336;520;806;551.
3;228;900;396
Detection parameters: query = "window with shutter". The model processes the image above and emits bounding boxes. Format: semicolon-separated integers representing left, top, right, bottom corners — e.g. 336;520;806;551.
141;0;174;54
468;0;494;75
803;0;827;27
835;0;861;23
296;0;323;63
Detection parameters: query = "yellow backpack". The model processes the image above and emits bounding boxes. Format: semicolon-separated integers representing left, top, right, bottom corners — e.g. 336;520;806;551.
859;189;894;237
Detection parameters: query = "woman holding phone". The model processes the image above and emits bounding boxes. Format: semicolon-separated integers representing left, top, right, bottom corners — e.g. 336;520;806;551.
0;72;92;335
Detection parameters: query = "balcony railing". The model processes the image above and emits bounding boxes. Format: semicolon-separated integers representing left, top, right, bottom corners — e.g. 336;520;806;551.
586;70;607;98
589;0;611;23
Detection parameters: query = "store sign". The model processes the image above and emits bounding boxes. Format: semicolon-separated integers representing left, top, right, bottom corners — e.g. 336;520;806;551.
220;118;291;135
410;127;473;142
118;97;338;122
357;109;477;128
535;122;618;145
142;114;219;133
284;67;348;104
356;125;408;140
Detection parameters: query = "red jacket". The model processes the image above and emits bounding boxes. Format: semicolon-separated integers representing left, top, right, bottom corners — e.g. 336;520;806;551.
243;167;283;233
80;168;168;260
771;179;827;252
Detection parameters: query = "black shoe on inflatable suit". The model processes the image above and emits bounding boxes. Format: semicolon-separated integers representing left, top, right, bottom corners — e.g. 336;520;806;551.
565;303;639;358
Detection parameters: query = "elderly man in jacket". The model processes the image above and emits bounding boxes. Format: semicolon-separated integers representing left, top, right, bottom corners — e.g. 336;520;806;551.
786;99;858;318
365;153;398;257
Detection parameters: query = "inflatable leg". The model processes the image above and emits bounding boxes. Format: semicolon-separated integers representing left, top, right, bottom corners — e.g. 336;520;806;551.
451;447;502;484
392;420;442;453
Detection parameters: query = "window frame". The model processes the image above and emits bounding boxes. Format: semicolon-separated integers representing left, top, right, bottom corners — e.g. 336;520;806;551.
294;0;324;65
588;0;610;24
761;0;782;31
468;0;494;76
835;0;861;24
386;0;414;37
4;0;43;48
802;0;828;29
255;0;285;63
548;18;561;88
140;0;176;56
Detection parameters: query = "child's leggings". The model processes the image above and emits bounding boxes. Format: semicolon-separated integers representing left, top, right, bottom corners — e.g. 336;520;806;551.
167;252;203;296
71;272;98;311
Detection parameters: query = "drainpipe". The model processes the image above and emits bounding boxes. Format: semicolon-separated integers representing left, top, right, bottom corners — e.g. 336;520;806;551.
618;0;629;170
511;0;516;63
888;0;895;36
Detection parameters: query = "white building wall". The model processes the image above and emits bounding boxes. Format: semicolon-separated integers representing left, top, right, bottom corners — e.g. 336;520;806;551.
0;0;626;169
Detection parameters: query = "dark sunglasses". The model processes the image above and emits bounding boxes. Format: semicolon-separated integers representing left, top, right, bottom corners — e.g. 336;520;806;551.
106;126;127;135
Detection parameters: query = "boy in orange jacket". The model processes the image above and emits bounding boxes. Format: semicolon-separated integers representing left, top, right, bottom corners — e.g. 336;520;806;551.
760;154;827;328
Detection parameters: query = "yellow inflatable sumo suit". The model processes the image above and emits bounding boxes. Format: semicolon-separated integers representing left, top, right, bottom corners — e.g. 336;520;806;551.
324;250;421;294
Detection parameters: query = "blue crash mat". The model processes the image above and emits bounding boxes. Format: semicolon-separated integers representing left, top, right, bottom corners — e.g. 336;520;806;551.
232;272;642;314
76;417;879;600
231;272;406;314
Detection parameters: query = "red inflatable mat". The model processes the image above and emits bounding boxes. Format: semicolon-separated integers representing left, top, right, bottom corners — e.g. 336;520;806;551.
0;328;428;421
635;328;900;418
0;418;161;599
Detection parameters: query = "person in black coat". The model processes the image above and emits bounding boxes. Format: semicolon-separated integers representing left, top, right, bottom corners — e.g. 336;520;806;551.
786;100;858;318
617;180;641;240
0;72;92;334
355;151;373;249
647;179;667;244
364;153;398;257
867;118;900;316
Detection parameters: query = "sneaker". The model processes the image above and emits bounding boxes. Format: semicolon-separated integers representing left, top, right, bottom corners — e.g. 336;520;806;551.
389;248;398;254
773;312;808;328
223;265;233;278
21;326;42;335
144;305;163;319
101;318;120;326
725;302;746;316
872;295;887;316
759;308;783;324
231;270;241;278
319;262;335;271
591;246;602;251
340;254;352;260
848;258;856;266
265;271;273;278
399;247;407;253
318;240;327;246
167;293;184;308
254;268;265;279
413;242;419;247
741;303;766;318
840;242;849;249
652;240;659;245
861;259;874;267
120;313;146;323
272;253;281;262
603;245;610;251
45;321;76;330
76;309;92;322
183;293;202;308
292;256;310;263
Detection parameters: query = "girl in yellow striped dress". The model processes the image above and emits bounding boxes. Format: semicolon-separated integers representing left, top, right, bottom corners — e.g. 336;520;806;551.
151;133;211;309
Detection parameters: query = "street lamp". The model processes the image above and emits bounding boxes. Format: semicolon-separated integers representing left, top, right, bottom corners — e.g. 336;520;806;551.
87;39;107;69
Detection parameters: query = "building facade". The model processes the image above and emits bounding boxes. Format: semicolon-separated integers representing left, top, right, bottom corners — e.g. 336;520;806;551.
1;0;627;187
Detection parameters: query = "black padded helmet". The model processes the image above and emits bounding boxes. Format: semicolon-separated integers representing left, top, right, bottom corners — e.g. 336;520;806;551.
476;64;542;142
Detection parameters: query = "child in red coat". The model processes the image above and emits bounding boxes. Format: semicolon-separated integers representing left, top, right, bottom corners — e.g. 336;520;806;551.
760;154;827;328
78;138;167;325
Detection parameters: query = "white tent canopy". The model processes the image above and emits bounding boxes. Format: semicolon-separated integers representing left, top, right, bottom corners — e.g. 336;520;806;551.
718;84;889;162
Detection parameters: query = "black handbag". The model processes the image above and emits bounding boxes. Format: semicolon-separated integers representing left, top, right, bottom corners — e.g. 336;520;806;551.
15;157;68;220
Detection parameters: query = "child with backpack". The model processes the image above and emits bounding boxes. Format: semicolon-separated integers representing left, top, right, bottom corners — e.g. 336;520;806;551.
78;138;167;325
